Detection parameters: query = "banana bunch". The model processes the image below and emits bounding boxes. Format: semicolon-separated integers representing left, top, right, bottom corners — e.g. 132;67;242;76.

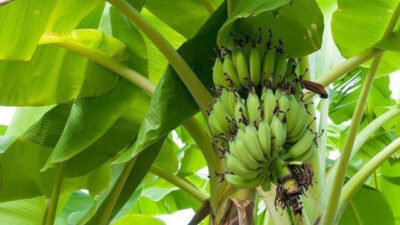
208;31;325;216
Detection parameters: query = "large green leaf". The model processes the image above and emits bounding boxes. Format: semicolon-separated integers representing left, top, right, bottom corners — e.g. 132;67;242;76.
145;0;220;39
81;138;165;225
0;196;47;225
331;0;400;75
379;176;400;223
112;214;165;225
0;0;102;60
117;3;227;162
55;191;95;225
339;186;395;225
217;0;324;57
0;29;128;106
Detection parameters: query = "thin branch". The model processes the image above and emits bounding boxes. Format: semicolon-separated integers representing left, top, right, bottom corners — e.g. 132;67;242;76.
199;0;215;14
338;137;400;215
150;166;209;202
107;0;212;117
44;163;64;225
322;4;400;223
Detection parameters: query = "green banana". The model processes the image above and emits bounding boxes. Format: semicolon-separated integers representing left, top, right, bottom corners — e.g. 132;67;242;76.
286;95;300;132
273;51;288;82
212;99;235;135
277;93;290;122
235;51;250;87
226;154;259;179
257;120;272;158
223;55;241;89
234;99;249;130
225;173;261;189
247;92;261;126
230;136;261;170
208;111;225;135
250;47;261;86
270;116;286;154
213;58;230;88
294;145;315;162
240;126;265;162
282;129;315;160
220;89;237;117
261;88;277;124
262;48;276;82
287;103;308;141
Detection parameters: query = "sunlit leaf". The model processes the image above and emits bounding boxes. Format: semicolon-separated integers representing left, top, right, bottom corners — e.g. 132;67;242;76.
112;214;165;225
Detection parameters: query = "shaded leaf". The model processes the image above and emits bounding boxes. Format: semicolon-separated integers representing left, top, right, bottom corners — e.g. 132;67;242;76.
339;186;395;225
218;0;324;57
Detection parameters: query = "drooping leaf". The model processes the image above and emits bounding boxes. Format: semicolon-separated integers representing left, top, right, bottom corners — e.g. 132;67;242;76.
0;196;47;225
153;137;180;173
0;0;102;60
117;2;227;162
145;0;221;39
331;0;400;75
81;138;165;225
218;0;324;57
112;214;165;225
55;191;95;225
0;29;129;106
178;145;207;177
339;186;395;225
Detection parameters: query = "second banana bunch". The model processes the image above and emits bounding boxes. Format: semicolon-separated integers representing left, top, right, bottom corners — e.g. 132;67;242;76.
208;32;323;216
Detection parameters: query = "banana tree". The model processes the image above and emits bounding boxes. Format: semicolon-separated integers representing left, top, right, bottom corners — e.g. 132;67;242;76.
0;0;400;225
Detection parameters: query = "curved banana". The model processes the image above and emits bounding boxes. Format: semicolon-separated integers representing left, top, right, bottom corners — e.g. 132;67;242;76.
230;136;261;170
270;116;286;153
208;111;225;135
234;99;249;130
226;154;259;179
287;104;308;142
250;47;261;86
212;99;235;135
258;120;272;158
277;93;290;122
286;95;300;132
240;126;265;162
223;55;241;89
294;145;315;162
262;49;276;82
282;129;315;160
213;58;230;88
273;52;288;82
220;89;237;117
225;173;261;189
261;88;277;124
247;92;261;126
235;51;250;87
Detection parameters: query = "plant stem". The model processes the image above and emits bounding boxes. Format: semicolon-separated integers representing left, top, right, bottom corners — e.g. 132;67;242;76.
338;137;400;215
322;4;400;223
227;0;234;16
199;0;215;14
322;53;383;225
40;36;155;95
98;157;137;225
150;166;208;202
44;163;64;225
107;0;212;116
